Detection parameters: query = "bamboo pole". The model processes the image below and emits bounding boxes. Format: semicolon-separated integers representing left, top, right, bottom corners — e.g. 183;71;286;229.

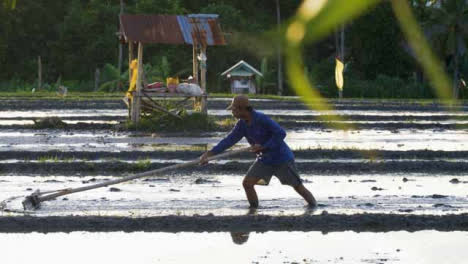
31;147;251;204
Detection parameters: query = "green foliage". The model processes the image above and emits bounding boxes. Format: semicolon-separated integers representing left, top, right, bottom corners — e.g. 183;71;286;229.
343;75;433;99
1;0;463;100
3;0;16;9
424;0;468;98
99;63;129;92
309;56;434;99
349;2;413;79
145;56;172;82
255;57;276;94
0;79;34;92
200;3;244;32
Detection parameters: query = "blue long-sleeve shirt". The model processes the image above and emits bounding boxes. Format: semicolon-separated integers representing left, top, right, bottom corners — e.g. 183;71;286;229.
211;110;294;164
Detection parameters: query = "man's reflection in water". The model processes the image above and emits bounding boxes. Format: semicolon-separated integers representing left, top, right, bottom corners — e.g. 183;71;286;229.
229;206;319;245
230;231;250;245
229;208;257;245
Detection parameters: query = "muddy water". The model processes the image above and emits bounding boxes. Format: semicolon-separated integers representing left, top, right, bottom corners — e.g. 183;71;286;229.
1;174;467;217
0;231;466;264
1;128;468;152
209;109;468;116
1;98;468;230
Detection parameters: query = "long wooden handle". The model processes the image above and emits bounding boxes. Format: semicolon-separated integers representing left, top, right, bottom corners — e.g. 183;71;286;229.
37;147;251;202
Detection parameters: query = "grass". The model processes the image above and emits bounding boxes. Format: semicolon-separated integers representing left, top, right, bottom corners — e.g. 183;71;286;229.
37;155;77;163
2;91;467;106
209;93;299;101
215;117;237;128
134;158;151;170
0;91;301;101
148;144;209;152
1;90;468;106
0;91;123;100
38;155;60;163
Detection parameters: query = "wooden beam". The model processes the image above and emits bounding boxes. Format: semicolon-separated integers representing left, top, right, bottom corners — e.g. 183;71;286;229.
141;92;182;120
37;56;42;91
94;68;100;92
192;43;198;83
117;0;124;92
131;42;143;123
128;41;134;82
200;46;207;114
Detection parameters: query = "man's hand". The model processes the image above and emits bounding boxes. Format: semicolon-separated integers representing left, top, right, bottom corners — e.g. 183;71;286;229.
250;144;264;153
199;151;214;165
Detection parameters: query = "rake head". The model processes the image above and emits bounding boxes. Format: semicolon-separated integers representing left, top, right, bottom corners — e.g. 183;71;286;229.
22;190;42;210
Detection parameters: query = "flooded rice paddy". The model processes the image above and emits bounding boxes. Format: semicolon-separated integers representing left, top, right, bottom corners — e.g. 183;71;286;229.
1;97;467;263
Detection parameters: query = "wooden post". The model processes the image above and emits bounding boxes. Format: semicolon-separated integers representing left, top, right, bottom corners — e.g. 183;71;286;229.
276;0;283;96
128;41;134;81
335;26;345;99
131;42;143;123
94;68;100;92
192;43;198;83
117;0;124;91
37;56;42;91
200;46;207;114
339;24;345;99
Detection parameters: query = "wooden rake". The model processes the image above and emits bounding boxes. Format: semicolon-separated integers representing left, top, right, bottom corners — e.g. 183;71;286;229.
22;147;250;210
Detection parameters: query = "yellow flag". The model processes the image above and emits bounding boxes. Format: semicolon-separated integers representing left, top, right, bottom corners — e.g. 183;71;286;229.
335;58;344;91
126;59;138;99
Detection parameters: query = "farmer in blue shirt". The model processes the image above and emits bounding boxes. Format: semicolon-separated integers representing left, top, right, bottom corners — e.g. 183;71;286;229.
200;95;317;208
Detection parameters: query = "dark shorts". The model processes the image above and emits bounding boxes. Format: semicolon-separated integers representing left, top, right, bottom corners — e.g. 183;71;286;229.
245;160;303;187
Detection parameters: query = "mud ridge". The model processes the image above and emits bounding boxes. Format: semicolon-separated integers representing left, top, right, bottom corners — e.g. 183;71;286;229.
1;213;467;233
0;115;125;121
1;98;467;111
1;149;467;161
2;160;468;176
3;114;468;122
2;120;468;131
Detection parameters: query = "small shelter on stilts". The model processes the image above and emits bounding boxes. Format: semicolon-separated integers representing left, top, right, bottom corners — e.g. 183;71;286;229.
119;14;226;124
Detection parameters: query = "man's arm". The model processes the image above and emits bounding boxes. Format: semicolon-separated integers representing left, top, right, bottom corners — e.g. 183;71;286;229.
211;121;244;154
200;121;245;164
260;115;286;151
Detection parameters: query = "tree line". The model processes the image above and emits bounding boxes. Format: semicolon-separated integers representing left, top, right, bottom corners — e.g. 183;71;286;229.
1;0;467;98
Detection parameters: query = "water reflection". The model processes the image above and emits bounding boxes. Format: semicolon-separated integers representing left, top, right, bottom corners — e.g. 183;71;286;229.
228;207;319;245
0;230;466;263
230;231;250;245
229;208;256;245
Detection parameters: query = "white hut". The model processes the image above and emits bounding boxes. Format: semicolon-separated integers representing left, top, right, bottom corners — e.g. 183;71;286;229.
221;60;263;94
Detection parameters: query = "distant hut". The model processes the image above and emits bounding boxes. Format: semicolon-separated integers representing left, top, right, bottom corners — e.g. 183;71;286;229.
221;60;263;94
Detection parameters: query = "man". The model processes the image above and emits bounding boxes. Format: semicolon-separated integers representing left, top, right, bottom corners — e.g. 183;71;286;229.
200;95;317;208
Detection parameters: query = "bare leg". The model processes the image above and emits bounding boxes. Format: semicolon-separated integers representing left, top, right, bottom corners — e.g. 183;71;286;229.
293;184;317;207
242;177;259;208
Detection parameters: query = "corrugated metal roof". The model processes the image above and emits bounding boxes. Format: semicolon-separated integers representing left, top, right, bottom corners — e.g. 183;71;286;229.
120;14;185;44
120;14;225;46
